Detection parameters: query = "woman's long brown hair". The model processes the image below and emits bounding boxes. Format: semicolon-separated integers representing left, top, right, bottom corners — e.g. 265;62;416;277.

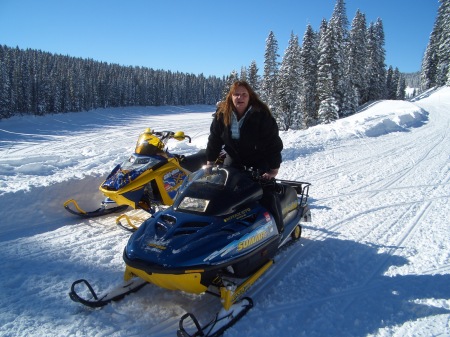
216;81;271;126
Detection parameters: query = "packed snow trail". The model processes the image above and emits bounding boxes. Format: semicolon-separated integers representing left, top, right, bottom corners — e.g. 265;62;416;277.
0;89;449;337
244;88;450;337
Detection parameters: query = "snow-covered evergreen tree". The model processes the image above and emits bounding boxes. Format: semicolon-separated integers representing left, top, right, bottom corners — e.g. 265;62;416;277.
329;0;350;116
221;70;239;100
276;32;302;130
317;20;340;123
16;48;32;113
447;63;450;86
386;66;395;99
0;46;12;118
347;10;367;107
299;24;319;128
396;73;406;100
421;0;449;90
240;66;248;82
317;18;328;45
247;60;259;94
318;83;339;124
366;19;387;101
436;0;450;86
420;32;439;90
261;31;280;114
247;60;260;93
392;67;401;99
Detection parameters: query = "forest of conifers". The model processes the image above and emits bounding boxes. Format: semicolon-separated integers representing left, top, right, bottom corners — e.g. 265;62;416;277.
0;45;225;119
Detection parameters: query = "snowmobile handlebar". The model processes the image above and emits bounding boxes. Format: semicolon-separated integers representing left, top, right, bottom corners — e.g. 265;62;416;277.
245;167;277;183
153;130;191;143
203;165;279;190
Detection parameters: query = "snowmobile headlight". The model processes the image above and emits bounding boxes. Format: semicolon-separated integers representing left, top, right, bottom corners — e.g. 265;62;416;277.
178;197;209;212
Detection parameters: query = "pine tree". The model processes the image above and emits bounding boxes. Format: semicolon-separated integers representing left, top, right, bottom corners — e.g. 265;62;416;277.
366;19;387;101
386;66;395;99
421;33;439;90
0;46;12;118
318;83;339;124
221;70;239;100
329;0;350;116
317;20;339;123
247;60;259;93
396;73;406;100
299;24;319;127
277;32;302;130
436;0;450;86
392;67;401;99
347;10;367;107
240;66;247;82
261;31;280;113
330;0;349;41
447;64;450;86
16;48;32;113
421;0;449;90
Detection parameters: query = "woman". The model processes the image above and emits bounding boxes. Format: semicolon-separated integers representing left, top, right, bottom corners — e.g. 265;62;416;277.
206;81;283;180
206;80;284;232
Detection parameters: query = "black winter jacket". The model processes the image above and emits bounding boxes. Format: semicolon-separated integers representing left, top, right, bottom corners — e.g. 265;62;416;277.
206;106;283;170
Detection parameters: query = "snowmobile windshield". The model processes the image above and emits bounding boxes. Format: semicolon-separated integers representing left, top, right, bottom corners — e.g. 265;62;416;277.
177;167;228;193
196;167;228;185
120;154;166;173
101;153;169;191
174;167;263;215
174;167;227;212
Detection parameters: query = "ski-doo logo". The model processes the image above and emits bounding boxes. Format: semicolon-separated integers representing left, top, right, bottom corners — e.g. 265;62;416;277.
237;231;268;251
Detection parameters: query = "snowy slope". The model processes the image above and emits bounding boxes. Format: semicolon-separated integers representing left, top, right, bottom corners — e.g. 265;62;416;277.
0;88;449;337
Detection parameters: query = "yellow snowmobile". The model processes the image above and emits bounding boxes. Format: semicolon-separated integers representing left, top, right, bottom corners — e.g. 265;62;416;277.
63;128;206;227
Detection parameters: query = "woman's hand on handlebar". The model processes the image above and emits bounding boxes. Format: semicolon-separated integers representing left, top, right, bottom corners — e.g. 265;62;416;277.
261;168;278;180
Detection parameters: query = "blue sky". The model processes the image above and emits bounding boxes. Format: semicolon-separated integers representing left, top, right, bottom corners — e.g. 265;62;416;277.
0;0;440;77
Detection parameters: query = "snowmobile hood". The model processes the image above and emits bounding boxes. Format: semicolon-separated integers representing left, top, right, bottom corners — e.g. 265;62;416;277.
124;207;278;272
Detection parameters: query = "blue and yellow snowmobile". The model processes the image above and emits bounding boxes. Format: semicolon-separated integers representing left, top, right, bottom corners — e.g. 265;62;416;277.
63;128;206;225
69;166;311;336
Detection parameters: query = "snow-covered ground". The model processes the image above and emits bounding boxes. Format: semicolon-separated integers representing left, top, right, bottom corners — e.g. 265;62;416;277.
0;88;449;337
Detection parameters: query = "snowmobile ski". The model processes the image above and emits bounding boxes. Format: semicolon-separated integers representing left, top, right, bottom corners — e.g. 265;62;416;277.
63;199;129;218
115;213;142;232
115;209;162;232
177;297;253;337
69;278;147;308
